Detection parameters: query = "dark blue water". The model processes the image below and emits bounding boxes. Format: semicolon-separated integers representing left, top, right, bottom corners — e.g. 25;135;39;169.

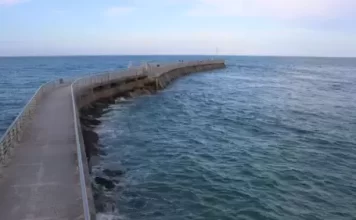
1;56;356;220
92;57;356;220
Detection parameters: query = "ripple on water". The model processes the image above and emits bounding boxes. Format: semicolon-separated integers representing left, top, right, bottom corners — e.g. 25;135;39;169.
88;57;356;220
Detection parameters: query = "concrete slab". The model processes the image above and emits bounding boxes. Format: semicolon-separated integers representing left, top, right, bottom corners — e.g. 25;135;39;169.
0;85;83;220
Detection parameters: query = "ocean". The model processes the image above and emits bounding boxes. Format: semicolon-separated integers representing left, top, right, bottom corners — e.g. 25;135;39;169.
1;56;356;220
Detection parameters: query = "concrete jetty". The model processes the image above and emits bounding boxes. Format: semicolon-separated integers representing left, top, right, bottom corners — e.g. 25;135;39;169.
0;59;226;220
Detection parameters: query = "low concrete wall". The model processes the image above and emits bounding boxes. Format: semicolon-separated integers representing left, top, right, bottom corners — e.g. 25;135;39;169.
76;61;225;108
155;62;226;90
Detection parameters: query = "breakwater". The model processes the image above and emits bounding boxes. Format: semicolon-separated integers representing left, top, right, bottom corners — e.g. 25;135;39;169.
74;60;225;215
2;56;356;220
79;61;225;161
0;59;225;220
79;57;356;220
75;61;225;108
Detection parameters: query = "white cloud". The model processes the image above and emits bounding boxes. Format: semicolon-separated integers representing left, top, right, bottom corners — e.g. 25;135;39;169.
106;6;135;16
0;0;28;6
187;0;356;19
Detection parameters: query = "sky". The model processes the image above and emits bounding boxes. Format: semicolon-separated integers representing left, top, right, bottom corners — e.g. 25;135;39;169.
0;0;356;57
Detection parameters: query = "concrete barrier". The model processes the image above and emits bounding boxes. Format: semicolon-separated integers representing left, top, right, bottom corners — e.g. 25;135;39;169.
73;60;225;108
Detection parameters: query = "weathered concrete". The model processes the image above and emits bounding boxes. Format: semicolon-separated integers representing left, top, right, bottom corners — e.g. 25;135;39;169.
76;61;226;108
154;62;226;89
0;85;83;220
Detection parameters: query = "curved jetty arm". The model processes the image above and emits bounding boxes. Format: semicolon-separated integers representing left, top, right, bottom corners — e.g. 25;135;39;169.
0;60;225;220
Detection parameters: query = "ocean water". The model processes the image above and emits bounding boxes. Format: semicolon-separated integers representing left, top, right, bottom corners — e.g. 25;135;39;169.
91;57;356;220
1;56;356;220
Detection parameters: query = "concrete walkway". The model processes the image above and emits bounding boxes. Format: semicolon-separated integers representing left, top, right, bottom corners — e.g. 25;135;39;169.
0;85;83;220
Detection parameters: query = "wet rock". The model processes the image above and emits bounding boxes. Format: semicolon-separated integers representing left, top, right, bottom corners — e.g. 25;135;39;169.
81;101;111;118
80;115;101;126
141;88;152;95
103;169;124;177
145;86;157;94
81;126;99;159
128;89;144;98
115;97;126;103
95;176;115;190
82;127;99;143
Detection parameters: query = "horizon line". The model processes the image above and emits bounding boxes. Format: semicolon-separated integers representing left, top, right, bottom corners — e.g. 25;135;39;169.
0;54;355;59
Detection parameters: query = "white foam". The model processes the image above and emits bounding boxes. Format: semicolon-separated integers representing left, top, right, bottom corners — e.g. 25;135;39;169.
96;212;126;220
115;97;127;103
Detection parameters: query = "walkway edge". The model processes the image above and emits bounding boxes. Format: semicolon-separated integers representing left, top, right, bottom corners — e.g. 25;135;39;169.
71;80;96;220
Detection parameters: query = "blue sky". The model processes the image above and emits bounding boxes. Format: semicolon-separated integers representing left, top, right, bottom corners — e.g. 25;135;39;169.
0;0;356;56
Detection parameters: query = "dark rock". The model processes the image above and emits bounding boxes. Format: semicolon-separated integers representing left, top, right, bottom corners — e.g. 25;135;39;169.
145;86;157;93
81;127;99;159
141;88;151;95
128;89;143;98
95;176;115;190
81;101;111;119
80;115;101;126
103;169;124;177
82;127;99;143
121;92;132;98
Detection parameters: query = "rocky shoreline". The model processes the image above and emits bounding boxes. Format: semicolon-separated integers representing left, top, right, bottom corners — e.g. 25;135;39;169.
79;83;161;212
80;82;160;164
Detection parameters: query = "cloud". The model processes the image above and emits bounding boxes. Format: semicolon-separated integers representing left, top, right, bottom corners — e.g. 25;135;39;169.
187;0;356;19
0;0;28;6
106;6;135;16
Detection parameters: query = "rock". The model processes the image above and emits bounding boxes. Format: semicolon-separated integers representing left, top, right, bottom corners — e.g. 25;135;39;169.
103;169;124;177
115;97;126;103
81;128;99;159
128;90;140;98
82;128;99;143
141;88;151;95
144;86;156;94
80;115;101;126
95;176;115;189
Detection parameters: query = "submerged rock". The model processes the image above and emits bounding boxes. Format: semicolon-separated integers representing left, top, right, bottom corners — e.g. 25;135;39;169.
103;169;124;177
95;176;115;190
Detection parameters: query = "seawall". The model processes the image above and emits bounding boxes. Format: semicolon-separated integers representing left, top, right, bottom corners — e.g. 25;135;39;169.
79;61;226;159
0;59;225;219
76;61;225;109
73;60;225;216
